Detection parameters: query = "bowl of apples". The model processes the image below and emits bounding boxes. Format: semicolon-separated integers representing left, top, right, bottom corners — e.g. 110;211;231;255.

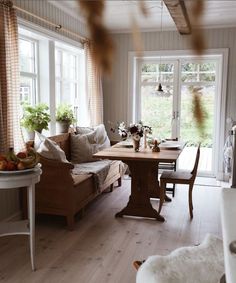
0;147;40;174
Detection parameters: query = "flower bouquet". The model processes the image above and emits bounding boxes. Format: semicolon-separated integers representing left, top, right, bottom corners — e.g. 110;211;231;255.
110;121;152;151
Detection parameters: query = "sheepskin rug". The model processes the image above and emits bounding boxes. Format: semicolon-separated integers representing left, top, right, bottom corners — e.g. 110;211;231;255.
136;234;224;283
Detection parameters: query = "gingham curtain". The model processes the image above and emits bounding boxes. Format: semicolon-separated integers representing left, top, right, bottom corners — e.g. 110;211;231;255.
0;0;25;154
84;41;103;126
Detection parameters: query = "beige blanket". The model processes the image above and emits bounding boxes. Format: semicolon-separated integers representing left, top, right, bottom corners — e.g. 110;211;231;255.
72;160;112;192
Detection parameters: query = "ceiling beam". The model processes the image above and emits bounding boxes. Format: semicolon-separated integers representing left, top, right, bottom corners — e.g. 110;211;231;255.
163;0;191;35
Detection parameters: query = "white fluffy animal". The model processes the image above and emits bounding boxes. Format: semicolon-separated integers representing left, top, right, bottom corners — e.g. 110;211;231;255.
136;234;224;283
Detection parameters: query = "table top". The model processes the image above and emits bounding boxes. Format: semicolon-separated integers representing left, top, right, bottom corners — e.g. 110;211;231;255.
0;167;42;189
94;142;185;163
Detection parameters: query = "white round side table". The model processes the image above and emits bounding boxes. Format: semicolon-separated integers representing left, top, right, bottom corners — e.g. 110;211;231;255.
0;167;42;271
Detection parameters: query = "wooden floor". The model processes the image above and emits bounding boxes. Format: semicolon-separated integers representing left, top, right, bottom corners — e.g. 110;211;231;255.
0;177;223;283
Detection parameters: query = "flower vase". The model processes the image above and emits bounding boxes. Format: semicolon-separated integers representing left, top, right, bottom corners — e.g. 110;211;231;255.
132;138;140;152
143;133;147;149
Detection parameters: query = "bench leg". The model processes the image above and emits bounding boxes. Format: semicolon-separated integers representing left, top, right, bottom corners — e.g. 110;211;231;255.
110;183;114;192
66;214;75;230
118;177;122;187
79;207;85;219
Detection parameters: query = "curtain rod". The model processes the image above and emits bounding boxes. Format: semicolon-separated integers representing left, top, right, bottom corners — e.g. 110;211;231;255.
13;5;88;43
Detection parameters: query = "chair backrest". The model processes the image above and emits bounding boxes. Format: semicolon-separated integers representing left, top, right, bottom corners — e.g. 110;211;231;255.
191;144;201;179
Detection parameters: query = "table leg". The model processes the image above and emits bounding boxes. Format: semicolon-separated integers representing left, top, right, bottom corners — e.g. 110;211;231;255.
115;161;165;222
28;184;36;271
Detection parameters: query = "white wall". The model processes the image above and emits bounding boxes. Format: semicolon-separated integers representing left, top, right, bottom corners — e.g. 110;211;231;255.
103;28;236;140
0;0;87;221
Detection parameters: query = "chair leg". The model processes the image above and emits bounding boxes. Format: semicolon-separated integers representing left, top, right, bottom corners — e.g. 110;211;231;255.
188;184;194;219
172;184;176;197
173;162;177;197
110;183;114;192
158;180;166;214
118;177;122;187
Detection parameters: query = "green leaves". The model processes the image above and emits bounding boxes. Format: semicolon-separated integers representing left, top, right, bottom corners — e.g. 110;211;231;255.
21;103;51;132
56;104;75;124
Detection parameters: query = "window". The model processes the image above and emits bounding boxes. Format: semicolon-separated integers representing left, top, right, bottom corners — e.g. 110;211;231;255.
18;26;85;133
19;37;38;104
55;43;84;122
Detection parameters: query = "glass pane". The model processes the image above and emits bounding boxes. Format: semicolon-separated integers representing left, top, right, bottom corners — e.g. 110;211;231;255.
142;63;157;73
71;55;77;80
141;74;157;83
141;85;173;140
19;39;35;73
55;80;61;106
181;73;198;82
199;73;215;82
179;85;215;148
70;55;77;80
20;76;35;104
142;63;157;82
63;52;70;79
181;63;198;72
55;50;61;78
61;82;74;104
161;73;174;83
141;63;174;83
200;62;216;71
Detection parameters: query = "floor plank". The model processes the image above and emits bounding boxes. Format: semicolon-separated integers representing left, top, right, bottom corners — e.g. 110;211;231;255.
0;178;223;283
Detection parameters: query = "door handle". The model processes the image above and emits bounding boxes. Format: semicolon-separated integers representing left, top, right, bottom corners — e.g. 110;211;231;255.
176;111;180;120
172;111;176;120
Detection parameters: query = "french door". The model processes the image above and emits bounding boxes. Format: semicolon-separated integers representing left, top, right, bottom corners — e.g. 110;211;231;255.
136;57;220;176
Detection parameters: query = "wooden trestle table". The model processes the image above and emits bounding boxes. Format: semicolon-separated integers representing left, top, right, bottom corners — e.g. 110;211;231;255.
94;143;184;222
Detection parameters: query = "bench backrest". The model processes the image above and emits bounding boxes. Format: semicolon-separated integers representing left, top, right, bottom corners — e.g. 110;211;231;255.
49;133;71;160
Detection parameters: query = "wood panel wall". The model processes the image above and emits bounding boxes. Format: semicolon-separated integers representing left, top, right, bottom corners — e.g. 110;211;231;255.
103;28;236;141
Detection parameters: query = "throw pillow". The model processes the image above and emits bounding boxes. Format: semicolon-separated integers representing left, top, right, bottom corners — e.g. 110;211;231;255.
94;124;110;150
75;126;93;135
70;134;99;163
34;131;68;162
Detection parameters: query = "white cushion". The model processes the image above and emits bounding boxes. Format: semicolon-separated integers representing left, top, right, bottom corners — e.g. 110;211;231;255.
76;124;110;149
94;124;110;150
34;132;68;163
76;126;93;135
70;133;99;163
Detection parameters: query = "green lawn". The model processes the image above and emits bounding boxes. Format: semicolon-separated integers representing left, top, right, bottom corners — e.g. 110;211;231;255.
141;87;214;147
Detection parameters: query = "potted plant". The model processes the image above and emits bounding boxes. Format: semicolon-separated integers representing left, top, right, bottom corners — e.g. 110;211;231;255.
21;103;51;140
56;104;76;133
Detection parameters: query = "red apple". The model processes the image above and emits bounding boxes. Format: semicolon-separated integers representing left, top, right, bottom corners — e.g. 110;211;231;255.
6;161;16;171
16;152;27;159
0;160;7;171
0;155;6;161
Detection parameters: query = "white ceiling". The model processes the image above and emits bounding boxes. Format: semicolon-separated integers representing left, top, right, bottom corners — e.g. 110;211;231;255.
50;1;236;33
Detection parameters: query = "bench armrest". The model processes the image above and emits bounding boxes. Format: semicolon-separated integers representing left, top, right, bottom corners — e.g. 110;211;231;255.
38;154;74;170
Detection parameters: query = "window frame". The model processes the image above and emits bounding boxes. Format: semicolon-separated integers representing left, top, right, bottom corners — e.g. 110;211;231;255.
19;35;39;105
18;22;86;134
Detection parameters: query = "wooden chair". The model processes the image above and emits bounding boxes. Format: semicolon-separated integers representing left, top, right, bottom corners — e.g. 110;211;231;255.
160;144;200;219
158;138;178;197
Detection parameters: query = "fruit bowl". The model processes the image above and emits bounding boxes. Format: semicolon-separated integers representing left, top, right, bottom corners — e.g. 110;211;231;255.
0;147;39;172
0;163;41;174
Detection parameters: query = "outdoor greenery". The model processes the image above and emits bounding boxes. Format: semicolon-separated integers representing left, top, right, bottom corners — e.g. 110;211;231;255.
141;87;214;147
141;61;216;147
21;103;51;132
56;104;75;124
